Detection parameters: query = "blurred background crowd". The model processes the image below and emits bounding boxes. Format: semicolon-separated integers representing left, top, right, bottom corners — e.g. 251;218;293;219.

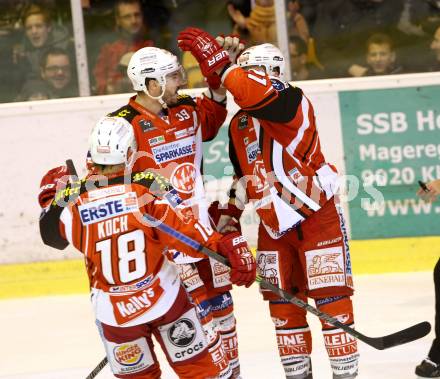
1;0;440;103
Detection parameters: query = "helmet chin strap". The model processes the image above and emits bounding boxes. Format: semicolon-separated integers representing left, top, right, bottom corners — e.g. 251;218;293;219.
143;76;168;109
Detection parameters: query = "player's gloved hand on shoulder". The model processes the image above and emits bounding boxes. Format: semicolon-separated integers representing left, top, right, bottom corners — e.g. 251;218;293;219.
177;27;231;77
38;165;71;208
217;231;256;287
209;200;242;233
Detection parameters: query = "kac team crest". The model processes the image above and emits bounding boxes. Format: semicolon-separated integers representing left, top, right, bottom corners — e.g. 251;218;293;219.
170;162;197;194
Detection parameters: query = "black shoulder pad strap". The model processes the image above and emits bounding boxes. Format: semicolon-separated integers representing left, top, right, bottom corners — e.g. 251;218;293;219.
50;170;174;211
107;104;139;123
170;94;196;108
228;112;244;178
247;85;303;123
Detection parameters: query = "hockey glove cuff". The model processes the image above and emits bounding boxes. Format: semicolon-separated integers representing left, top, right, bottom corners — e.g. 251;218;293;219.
217;232;256;287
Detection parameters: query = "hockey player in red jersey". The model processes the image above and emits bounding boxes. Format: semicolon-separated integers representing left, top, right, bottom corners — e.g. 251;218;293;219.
99;46;243;378
178;29;359;379
38;117;256;379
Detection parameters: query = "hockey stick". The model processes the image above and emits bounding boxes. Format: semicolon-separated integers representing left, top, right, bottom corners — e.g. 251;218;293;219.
84;216;432;379
141;213;431;351
66;159;78;178
64;158;429;378
86;357;108;379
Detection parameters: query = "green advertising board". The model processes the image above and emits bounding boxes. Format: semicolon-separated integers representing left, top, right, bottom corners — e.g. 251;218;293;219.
202;125;233;179
339;85;440;239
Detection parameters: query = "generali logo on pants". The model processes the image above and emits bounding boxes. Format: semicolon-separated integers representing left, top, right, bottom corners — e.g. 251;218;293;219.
305;247;345;290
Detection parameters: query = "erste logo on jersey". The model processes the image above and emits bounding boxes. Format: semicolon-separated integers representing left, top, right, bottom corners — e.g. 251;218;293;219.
170;162;197;194
246;141;260;164
79;192;139;225
151;135;196;164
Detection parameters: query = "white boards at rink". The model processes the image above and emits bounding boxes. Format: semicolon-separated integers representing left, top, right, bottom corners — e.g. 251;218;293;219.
1;72;440;263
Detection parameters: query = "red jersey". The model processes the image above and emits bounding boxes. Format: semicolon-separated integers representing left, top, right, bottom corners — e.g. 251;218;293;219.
52;180;221;327
107;94;226;249
222;66;339;235
109;94;225;195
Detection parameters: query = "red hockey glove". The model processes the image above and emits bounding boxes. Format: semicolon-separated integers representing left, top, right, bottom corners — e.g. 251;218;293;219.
178;27;231;77
38;165;71;208
209;200;242;233
217;232;256;287
205;73;222;90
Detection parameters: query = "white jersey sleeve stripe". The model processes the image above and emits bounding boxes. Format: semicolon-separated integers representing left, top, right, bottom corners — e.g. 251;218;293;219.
273;140;321;212
306;135;319;167
286;96;310;160
60;207;73;245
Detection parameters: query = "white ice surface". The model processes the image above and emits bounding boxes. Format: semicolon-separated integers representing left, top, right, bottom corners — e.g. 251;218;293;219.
0;272;434;379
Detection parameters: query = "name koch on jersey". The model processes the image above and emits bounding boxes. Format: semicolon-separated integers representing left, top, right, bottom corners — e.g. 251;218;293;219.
151;136;196;164
79;192;139;225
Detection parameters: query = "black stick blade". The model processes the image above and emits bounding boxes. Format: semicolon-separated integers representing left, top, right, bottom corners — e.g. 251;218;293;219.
65;159;78;176
364;321;431;350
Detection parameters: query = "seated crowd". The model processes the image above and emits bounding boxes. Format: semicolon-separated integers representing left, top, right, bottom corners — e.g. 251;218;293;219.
1;0;440;103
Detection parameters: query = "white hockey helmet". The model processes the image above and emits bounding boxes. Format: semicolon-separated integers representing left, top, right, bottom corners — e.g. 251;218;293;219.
89;116;137;166
127;47;185;92
238;43;285;79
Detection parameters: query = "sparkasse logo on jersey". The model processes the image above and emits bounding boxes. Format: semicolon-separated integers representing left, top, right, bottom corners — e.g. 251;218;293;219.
78;192;138;225
151;136;196;164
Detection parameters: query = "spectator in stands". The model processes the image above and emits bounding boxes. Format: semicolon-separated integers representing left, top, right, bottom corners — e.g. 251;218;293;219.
313;0;404;77
227;0;277;45
12;4;73;96
429;25;440;71
227;0;252;39
287;0;310;43
93;0;154;95
39;47;78;98
289;36;324;80
348;33;404;77
17;47;78;101
298;0;319;32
